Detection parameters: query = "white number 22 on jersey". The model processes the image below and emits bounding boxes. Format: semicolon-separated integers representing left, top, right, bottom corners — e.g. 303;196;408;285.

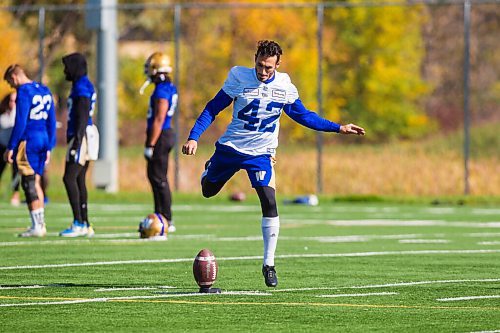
30;94;52;120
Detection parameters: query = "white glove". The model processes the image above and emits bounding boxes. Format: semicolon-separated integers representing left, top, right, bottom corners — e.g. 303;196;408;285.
144;147;154;160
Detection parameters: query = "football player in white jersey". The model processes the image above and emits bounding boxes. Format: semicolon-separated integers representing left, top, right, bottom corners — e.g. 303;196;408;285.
182;40;365;287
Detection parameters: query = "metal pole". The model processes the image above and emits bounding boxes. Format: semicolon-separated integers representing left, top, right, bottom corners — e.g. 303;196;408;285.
96;0;119;192
38;7;45;82
463;0;471;195
316;3;324;194
173;4;181;191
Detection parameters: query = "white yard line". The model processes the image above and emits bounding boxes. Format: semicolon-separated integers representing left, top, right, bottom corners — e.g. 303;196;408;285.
347;279;500;289
318;292;398;298
437;295;500;302
0;232;493;247
94;287;170;292
478;241;500;246
0;291;271;307
399;239;450;244
0;285;45;290
272;278;500;292
325;220;500;228
1;249;499;271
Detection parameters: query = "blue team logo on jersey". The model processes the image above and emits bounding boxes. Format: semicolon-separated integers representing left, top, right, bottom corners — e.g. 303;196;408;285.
271;89;286;100
243;88;259;97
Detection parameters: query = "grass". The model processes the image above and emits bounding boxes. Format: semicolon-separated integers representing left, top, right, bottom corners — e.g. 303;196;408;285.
0;197;499;332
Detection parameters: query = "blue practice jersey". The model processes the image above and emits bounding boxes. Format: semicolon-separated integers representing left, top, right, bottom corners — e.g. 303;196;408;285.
188;66;341;156
147;81;178;131
7;81;56;152
67;75;96;139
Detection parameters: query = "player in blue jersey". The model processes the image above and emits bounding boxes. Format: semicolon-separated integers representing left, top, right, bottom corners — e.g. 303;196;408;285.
140;52;178;235
182;40;365;287
3;64;56;237
59;53;98;237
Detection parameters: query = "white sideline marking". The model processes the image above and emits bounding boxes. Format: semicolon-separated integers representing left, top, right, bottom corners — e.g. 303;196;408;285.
1;249;499;271
469;330;500;333
273;279;500;292
478;241;500;245
471;208;500;215
399;239;450;244
325;220;500;228
0;299;107;307
0;285;45;290
94;286;176;292
0;291;271;307
347;279;500;289
318;292;398;298
437;295;500;302
0;232;491;247
466;233;500;237
0;234;421;246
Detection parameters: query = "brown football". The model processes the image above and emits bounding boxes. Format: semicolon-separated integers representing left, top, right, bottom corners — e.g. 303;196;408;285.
193;248;218;288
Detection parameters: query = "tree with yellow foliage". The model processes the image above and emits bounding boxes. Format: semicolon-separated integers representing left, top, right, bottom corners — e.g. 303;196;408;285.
0;10;29;98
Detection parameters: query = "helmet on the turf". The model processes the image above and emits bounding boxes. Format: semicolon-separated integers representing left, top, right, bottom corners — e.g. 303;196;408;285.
138;213;167;240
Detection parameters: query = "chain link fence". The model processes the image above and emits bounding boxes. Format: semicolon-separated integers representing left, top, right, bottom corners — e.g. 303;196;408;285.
0;1;498;196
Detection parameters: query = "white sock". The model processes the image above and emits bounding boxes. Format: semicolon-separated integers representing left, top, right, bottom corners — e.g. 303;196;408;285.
262;216;280;267
30;208;45;228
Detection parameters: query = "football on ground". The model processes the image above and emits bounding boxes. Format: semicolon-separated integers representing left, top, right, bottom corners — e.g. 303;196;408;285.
193;248;218;289
229;191;246;201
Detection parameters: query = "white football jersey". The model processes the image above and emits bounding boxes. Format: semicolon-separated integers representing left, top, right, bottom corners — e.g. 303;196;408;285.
218;66;299;156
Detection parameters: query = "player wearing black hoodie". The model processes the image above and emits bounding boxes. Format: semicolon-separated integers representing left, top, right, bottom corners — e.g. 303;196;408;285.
59;53;98;237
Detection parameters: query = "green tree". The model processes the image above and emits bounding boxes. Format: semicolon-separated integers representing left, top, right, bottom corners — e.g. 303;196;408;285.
325;2;433;141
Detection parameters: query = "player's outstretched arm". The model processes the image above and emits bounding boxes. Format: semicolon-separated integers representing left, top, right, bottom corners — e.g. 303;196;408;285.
339;124;365;135
182;139;198;155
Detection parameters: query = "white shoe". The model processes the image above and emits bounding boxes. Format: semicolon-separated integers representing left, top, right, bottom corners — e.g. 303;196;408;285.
19;224;47;238
60;221;93;237
167;224;176;233
86;225;95;237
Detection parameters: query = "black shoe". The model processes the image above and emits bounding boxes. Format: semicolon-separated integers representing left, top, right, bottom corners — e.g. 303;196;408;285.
262;265;278;287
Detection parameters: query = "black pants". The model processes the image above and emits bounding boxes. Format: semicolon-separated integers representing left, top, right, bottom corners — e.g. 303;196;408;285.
147;129;174;221
63;161;89;223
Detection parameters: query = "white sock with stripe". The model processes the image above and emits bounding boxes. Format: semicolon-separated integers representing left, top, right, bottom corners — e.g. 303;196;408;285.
30;208;45;228
262;216;280;267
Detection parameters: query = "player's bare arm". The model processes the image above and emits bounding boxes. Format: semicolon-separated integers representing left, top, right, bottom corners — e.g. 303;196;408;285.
148;98;169;146
182;139;198;155
339;123;365;135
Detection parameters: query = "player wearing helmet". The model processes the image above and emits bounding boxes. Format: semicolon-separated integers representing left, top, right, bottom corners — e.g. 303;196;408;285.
142;52;178;233
3;64;56;237
182;40;365;287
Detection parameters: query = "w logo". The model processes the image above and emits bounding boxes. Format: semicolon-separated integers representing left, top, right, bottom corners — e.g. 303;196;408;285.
255;171;267;181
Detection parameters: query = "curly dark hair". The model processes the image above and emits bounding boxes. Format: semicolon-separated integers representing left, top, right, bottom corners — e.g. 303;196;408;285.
255;40;282;62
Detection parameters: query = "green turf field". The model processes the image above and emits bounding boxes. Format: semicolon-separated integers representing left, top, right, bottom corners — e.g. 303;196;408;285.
0;198;499;332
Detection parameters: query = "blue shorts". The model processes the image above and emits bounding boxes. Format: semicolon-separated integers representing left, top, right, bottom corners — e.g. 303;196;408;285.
206;145;276;188
15;140;47;176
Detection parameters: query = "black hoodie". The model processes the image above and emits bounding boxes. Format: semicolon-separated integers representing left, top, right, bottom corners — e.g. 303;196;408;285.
62;53;87;82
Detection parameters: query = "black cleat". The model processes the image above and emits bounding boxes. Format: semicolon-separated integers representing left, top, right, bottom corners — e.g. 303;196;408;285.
262;265;278;287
